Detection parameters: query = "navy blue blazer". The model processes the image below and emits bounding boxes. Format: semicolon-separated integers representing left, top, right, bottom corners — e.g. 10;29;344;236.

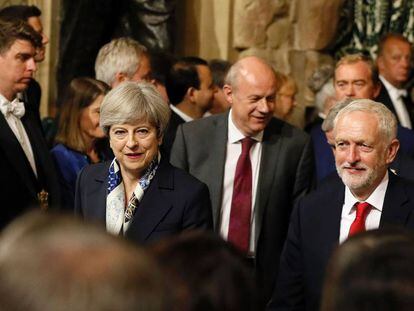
75;159;213;244
269;172;414;311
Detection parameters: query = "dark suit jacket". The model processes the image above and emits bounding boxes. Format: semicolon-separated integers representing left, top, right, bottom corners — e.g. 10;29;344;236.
375;80;414;127
161;109;185;159
74;159;213;244
0;103;61;229
270;172;414;311
170;113;314;304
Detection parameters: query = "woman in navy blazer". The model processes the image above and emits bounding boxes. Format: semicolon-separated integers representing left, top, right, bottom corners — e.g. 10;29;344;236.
75;81;212;244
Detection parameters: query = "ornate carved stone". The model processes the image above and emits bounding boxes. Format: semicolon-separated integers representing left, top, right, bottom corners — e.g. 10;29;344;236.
233;0;289;48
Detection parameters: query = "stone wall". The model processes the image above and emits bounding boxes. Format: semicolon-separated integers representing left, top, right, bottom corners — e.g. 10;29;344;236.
233;0;344;127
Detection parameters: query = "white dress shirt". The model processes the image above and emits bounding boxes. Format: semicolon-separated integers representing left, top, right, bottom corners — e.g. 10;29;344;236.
0;94;37;177
380;75;412;129
170;104;193;122
339;171;389;243
219;109;263;255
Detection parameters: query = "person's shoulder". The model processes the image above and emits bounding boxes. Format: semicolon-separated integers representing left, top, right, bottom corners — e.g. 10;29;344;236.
181;113;226;132
79;161;110;181
266;117;309;139
302;172;343;204
167;162;208;189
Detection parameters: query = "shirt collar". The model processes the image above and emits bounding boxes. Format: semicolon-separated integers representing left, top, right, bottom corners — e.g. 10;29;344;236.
380;75;407;99
343;170;389;215
170;104;194;122
228;109;264;143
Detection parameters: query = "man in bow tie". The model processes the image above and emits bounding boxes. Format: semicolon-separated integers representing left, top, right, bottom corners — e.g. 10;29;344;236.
375;33;414;129
0;18;60;228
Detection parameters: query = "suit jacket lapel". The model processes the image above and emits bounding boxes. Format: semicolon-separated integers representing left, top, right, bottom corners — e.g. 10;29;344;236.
320;176;344;250
0;113;38;197
93;164;109;222
380;172;411;227
207;114;227;227
126;160;174;242
254;119;283;245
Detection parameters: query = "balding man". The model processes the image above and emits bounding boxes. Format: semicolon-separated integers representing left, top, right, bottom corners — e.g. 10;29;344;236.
171;56;314;305
376;33;414;129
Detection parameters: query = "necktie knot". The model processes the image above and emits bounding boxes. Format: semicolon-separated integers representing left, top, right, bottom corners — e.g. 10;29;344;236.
355;202;371;218
348;202;372;237
0;99;25;118
241;137;255;155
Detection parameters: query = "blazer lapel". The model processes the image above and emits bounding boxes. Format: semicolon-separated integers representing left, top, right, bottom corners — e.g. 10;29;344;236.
319;177;344;252
126;160;173;242
207;114;228;227
93;165;109;222
0;113;38;198
380;172;411;227
254;119;284;245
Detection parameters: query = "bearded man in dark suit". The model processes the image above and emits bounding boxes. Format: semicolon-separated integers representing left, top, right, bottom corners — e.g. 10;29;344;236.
270;99;414;311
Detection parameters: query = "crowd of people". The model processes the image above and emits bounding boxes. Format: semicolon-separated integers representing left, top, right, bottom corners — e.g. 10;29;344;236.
1;4;414;311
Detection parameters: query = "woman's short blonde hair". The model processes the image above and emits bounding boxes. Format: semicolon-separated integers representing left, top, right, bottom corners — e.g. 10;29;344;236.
100;81;171;137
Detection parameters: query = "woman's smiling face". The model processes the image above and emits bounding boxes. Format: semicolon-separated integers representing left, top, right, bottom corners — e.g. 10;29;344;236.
109;121;160;178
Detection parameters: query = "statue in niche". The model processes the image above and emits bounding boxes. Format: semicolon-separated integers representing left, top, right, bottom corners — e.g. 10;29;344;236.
57;0;176;104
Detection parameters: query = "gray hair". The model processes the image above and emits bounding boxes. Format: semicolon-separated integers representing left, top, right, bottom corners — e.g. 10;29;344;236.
322;98;355;132
314;79;335;113
95;37;147;86
100;81;171;137
333;99;397;143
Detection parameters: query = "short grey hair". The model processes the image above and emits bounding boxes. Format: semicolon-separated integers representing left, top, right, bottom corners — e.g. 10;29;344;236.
322;98;354;132
314;79;335;114
95;37;147;86
333;99;397;143
100;81;171;137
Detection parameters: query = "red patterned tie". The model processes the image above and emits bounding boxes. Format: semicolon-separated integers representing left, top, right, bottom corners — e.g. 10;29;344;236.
348;202;372;237
228;137;255;253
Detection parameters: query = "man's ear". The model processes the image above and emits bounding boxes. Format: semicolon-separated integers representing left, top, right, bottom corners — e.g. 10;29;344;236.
187;87;197;103
373;82;381;98
385;138;400;164
223;84;233;105
115;72;128;84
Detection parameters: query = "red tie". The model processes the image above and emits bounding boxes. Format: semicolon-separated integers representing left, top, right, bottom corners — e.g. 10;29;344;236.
228;137;255;253
348;202;372;237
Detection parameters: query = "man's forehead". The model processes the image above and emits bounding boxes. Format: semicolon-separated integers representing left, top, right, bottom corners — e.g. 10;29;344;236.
335;62;372;80
4;39;35;54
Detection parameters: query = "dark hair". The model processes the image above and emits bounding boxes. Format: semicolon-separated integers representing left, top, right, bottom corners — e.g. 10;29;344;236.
209;59;232;88
165;56;208;105
0;5;41;21
55;77;110;152
322;228;414;311
148;50;175;86
0;18;41;53
151;231;257;311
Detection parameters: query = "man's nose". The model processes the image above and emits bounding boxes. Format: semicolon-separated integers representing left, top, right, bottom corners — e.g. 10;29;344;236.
346;145;360;164
27;58;37;72
257;97;273;113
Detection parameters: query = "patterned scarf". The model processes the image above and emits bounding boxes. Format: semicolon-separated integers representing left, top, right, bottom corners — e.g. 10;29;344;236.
106;153;160;235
